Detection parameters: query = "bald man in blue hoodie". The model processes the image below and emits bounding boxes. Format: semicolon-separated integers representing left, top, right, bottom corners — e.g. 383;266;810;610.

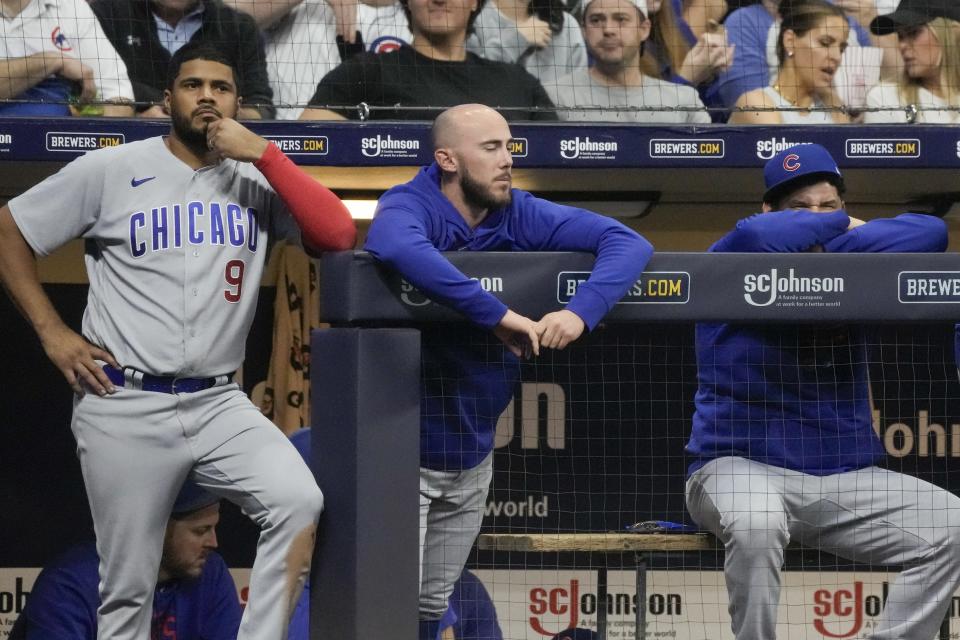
364;104;653;640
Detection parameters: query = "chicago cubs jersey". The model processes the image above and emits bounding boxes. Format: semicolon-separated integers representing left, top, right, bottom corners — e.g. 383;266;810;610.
356;2;411;54
8;136;300;376
265;0;412;119
0;0;133;114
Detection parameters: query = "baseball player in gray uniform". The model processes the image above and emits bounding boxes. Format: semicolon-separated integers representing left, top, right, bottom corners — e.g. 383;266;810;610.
0;42;355;639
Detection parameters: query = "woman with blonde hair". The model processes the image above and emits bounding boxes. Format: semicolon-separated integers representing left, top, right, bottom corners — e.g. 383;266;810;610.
864;0;960;123
729;0;850;124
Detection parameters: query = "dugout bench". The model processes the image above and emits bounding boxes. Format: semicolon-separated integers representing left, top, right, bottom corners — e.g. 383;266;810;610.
478;532;953;640
312;251;960;640
479;532;717;640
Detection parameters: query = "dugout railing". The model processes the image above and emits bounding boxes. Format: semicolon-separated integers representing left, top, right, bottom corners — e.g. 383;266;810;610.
310;251;960;640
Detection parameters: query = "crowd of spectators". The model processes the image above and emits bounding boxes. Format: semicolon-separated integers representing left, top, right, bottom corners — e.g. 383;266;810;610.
0;0;958;123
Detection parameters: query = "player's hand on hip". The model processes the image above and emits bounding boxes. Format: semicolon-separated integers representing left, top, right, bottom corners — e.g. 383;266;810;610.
536;310;585;350
40;323;119;396
493;309;540;359
206;118;269;163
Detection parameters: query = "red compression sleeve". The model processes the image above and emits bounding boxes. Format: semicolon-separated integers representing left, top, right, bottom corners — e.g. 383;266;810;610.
254;142;356;252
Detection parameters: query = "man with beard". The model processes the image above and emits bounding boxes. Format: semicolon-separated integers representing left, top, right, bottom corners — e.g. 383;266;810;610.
0;41;355;640
364;104;653;640
10;482;240;639
542;0;713;123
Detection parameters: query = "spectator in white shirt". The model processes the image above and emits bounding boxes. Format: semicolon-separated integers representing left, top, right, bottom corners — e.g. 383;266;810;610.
864;0;960;123
227;0;413;119
0;0;133;116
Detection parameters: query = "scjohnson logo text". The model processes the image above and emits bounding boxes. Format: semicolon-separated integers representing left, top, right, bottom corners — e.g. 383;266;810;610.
559;137;618;159
528;579;682;636
813;582;891;638
756;137;812;160
744;268;844;307
361;135;420;157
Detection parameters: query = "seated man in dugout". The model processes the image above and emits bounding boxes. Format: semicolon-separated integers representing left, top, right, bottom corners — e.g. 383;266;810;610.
298;0;557;120
541;0;712;123
11;481;240;639
685;142;960;640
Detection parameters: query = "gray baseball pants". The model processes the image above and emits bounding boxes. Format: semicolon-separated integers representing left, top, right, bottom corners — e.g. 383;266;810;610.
72;383;323;640
418;451;494;620
686;456;960;640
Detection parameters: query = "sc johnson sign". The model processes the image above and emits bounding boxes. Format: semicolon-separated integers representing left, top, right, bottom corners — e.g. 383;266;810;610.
476;569;938;639
559;136;618;160
360;134;420;158
743;268;844;307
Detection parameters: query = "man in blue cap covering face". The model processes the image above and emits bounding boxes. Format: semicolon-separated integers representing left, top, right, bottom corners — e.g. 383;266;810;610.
684;143;960;640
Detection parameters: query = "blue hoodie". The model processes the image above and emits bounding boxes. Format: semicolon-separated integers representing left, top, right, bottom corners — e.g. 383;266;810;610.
687;210;948;477
365;163;653;470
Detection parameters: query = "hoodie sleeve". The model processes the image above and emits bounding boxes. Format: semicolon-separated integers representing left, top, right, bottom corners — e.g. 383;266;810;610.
14;545;100;640
513;192;653;329
711;210;851;253
823;213;948;253
364;199;509;329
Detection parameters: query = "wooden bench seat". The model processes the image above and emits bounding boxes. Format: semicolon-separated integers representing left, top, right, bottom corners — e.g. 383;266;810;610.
479;532;718;553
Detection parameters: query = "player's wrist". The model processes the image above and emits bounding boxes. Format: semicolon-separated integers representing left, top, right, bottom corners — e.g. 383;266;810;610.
254;140;280;168
250;136;270;162
35;316;70;345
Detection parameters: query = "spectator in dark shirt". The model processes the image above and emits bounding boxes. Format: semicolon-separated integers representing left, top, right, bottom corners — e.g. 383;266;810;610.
299;0;556;120
91;0;274;118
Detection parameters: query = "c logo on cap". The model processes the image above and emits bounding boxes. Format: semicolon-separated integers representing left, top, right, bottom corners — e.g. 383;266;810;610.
783;154;801;172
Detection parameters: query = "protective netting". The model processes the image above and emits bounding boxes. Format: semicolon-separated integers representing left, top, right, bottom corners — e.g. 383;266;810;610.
1;0;957;123
451;321;960;639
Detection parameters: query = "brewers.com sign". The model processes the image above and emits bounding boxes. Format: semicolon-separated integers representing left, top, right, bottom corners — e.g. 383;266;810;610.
558;271;690;304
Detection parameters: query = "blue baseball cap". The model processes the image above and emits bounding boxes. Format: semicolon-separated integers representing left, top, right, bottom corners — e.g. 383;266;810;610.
172;479;219;515
763;143;842;204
